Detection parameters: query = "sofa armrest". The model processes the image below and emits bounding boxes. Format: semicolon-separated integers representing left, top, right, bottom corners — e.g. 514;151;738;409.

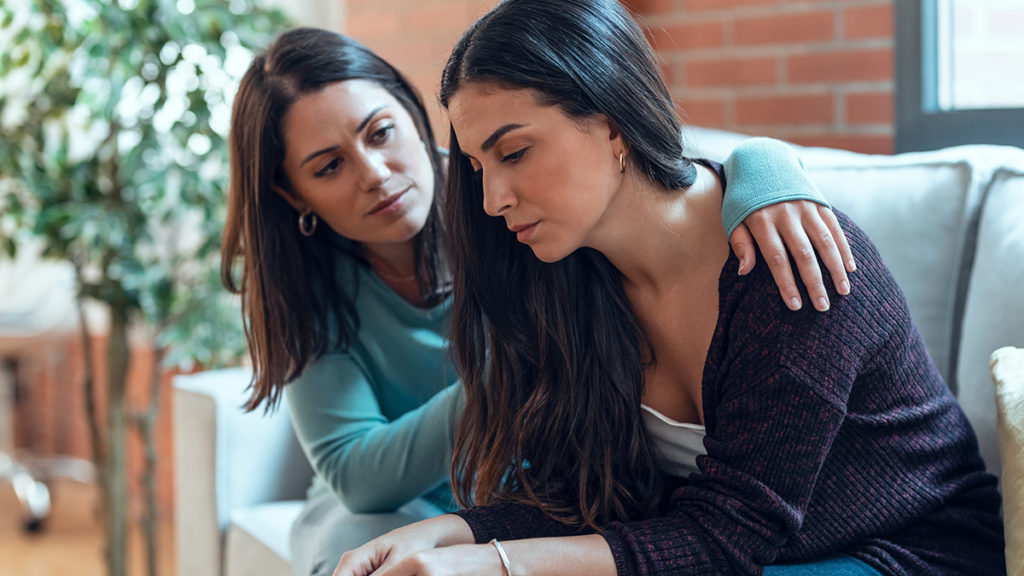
992;347;1024;576
173;367;314;576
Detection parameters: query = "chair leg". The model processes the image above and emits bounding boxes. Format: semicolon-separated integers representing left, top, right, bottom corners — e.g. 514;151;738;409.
1;453;51;532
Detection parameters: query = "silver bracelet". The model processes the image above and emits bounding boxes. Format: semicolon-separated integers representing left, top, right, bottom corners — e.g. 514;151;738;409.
489;538;512;576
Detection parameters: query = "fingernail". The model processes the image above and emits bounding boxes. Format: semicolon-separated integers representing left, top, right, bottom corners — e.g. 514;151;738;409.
738;259;748;275
816;297;830;311
848;259;857;272
789;297;802;310
840;280;850;295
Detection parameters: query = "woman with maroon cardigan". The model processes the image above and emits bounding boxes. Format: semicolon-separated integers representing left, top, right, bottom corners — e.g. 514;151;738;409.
331;1;1005;575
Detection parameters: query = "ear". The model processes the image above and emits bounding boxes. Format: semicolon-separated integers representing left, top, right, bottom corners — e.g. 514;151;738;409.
599;115;628;157
272;182;307;213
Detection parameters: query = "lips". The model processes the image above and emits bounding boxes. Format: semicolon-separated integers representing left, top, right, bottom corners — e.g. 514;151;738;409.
508;221;539;243
367;187;409;215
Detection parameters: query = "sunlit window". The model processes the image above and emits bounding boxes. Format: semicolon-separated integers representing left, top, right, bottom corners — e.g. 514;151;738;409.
935;0;1024;111
896;0;1024;151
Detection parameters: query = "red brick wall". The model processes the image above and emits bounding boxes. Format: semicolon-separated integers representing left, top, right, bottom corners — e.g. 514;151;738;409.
346;0;896;154
633;0;894;154
345;0;495;144
10;334;181;518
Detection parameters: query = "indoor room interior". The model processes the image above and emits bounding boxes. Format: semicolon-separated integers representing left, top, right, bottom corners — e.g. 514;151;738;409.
1;1;1022;575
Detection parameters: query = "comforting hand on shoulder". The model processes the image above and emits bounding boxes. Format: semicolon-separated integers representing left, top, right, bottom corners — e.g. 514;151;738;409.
731;200;854;312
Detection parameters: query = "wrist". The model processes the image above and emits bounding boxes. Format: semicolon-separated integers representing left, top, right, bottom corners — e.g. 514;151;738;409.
490;539;512;576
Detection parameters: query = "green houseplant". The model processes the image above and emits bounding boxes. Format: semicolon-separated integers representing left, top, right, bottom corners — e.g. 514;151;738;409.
0;1;289;575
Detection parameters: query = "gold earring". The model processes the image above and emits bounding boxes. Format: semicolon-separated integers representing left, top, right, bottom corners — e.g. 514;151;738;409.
619;151;626;174
298;210;318;237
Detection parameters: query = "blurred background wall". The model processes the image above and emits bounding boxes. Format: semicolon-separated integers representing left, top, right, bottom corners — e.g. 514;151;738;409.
340;0;896;154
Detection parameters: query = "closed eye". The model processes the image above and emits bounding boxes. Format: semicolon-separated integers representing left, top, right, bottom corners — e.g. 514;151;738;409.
314;158;340;178
502;147;528;163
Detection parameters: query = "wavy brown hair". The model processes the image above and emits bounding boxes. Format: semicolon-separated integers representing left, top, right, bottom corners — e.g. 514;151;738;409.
222;28;447;412
441;0;698;529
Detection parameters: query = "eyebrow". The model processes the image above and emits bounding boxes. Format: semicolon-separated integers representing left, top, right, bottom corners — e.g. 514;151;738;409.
481;123;526;152
299;106;388;166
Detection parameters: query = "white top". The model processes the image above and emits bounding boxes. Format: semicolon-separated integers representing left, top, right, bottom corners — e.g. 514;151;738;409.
640;404;707;478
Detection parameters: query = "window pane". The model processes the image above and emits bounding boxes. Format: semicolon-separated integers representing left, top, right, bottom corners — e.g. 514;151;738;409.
937;0;1024;111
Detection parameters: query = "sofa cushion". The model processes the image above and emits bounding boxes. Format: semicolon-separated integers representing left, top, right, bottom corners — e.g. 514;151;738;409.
224;501;305;576
991;346;1024;576
958;167;1024;482
805;158;978;387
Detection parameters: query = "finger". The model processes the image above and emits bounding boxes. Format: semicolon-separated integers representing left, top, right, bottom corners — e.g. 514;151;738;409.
776;223;830;311
374;553;426;576
802;211;850;296
728;223;757;275
334;553;371;576
748;222;803;311
819;204;855;273
336;544;390;576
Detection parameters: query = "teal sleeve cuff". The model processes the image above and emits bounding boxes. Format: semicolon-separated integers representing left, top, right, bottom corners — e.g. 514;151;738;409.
721;137;830;237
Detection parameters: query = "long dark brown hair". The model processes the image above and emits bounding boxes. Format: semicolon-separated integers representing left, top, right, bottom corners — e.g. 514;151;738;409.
440;0;698;529
222;28;447;412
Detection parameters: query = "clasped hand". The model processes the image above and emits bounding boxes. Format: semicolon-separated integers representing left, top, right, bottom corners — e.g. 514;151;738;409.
332;515;504;576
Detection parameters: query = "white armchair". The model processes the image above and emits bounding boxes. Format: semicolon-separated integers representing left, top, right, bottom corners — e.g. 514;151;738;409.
173;367;313;576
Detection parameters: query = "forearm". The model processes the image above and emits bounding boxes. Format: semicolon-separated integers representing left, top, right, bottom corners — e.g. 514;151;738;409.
313;384;462;512
287;354;463;512
496;535;615;576
721;137;828;237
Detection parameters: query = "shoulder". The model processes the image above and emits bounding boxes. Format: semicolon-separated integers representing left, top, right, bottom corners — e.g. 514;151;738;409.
718;210;911;380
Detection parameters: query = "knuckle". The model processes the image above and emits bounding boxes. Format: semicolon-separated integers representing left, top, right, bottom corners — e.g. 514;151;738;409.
408;554;430;571
819;231;834;246
797;246;815;262
749;210;772;227
769;252;788;267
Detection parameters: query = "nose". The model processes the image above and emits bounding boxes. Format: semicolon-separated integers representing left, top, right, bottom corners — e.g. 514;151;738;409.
481;172;516;217
358;149;391;192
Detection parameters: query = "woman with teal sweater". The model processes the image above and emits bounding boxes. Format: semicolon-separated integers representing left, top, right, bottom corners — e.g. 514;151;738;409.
221;27;855;576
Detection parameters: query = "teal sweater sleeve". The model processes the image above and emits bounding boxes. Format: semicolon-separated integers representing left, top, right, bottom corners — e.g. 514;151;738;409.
284;263;462;514
285;355;462;513
720;137;830;237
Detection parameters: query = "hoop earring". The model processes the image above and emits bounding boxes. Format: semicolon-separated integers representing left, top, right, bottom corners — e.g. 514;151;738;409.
298;210;318;237
619;151;626;174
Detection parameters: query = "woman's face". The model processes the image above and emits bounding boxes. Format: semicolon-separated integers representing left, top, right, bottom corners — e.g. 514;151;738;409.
278;79;435;250
447;83;624;263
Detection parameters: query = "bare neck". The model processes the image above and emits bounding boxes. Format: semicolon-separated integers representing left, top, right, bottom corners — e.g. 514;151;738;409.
589;163;730;298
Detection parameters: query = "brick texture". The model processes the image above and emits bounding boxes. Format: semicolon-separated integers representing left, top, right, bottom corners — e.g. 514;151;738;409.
344;0;896;154
10;333;184;518
844;4;893;39
638;0;895;153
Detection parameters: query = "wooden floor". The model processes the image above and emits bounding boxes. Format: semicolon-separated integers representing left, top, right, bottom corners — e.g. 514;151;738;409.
0;479;176;576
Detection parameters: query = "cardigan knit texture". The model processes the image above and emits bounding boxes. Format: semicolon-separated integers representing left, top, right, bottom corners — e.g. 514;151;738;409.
453;209;1005;576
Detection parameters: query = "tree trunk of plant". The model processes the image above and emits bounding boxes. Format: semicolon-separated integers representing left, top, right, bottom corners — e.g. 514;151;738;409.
106;302;130;576
134;345;165;576
74;268;112;570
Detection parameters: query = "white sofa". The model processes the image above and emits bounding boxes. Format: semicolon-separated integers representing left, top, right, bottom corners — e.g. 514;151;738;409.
173;127;1024;576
